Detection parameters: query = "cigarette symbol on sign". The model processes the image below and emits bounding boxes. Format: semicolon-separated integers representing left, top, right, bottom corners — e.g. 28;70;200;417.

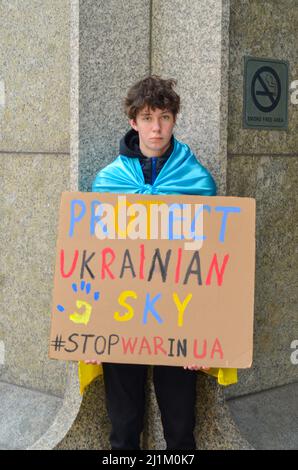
251;66;281;112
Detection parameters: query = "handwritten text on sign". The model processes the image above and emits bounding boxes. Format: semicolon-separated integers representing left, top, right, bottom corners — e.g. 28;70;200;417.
49;192;255;368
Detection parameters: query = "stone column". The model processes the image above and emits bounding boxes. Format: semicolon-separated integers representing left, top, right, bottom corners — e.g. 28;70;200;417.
58;0;152;449
151;0;230;195
144;0;246;449
78;0;151;192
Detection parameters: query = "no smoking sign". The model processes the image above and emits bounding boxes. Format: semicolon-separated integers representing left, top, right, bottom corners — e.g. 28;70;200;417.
243;57;288;130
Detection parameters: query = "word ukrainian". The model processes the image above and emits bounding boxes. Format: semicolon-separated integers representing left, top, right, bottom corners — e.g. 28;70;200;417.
60;245;230;287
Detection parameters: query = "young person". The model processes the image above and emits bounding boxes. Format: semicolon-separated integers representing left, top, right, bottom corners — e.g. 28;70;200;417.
82;75;237;450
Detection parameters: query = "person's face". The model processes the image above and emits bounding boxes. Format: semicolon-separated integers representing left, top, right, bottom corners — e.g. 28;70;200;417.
129;106;176;157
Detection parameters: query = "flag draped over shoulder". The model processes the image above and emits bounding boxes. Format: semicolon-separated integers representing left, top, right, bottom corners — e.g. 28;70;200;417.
79;137;237;394
92;139;216;196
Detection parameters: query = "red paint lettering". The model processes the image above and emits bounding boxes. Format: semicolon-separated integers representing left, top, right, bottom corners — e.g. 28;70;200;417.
60;249;79;278
211;338;224;359
121;337;138;354
101;247;116;279
139;243;145;279
193;339;207;358
153;336;167;355
174;247;182;283
205;254;229;286
138;336;152;355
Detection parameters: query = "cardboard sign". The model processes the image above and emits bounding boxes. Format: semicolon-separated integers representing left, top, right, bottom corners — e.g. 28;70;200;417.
49;192;255;368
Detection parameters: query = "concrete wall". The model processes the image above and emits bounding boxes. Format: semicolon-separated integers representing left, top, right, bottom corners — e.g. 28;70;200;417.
225;0;298;398
0;0;70;396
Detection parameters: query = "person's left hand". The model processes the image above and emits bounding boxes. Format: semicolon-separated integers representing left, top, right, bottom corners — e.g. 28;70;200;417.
183;365;210;371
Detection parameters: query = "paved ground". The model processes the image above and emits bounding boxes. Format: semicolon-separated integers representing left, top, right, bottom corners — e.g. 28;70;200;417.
0;379;297;450
227;381;298;450
0;381;62;450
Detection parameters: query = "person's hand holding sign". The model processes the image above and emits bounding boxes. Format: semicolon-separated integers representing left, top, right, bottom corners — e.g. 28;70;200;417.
83;362;209;369
184;365;210;371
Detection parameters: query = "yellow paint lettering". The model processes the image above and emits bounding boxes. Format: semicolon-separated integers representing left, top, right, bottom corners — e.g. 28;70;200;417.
114;290;137;322
172;292;193;327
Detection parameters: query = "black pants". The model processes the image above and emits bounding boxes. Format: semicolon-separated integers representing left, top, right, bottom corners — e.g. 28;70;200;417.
102;363;197;450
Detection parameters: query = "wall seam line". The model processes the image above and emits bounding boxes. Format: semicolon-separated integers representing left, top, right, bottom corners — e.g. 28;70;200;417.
149;0;153;74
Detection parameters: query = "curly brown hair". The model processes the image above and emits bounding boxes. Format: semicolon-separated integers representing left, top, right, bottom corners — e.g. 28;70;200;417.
124;75;180;121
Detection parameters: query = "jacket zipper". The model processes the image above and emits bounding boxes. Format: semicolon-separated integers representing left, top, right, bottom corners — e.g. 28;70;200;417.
151;157;157;185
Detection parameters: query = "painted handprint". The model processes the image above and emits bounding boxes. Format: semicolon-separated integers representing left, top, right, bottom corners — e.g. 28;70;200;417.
56;280;100;325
